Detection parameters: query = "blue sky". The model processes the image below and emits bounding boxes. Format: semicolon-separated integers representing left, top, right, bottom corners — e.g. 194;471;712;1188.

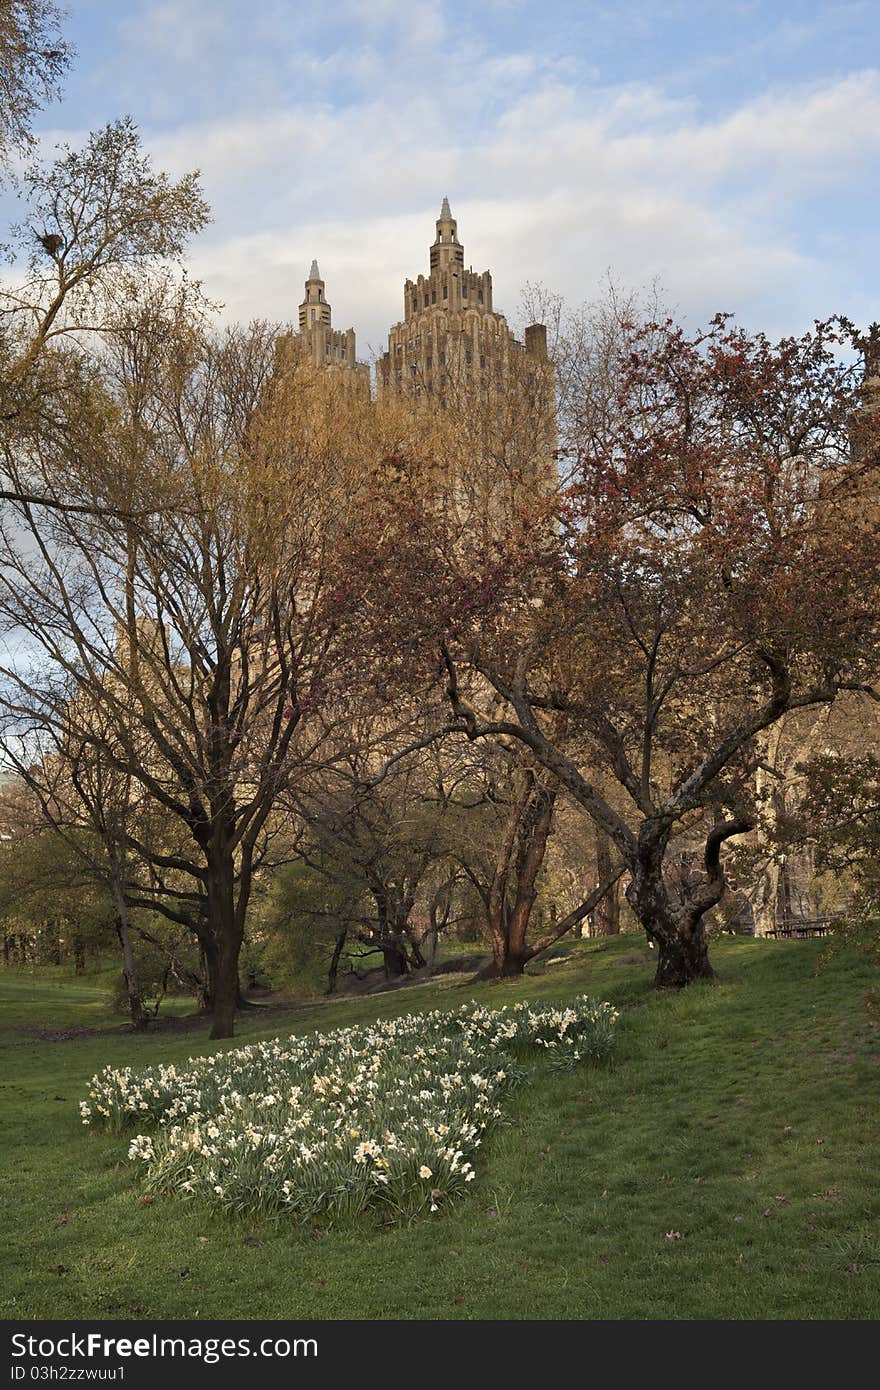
23;0;880;355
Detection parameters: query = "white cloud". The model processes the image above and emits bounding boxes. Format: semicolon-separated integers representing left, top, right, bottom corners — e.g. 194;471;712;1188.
129;60;879;352
39;1;880;349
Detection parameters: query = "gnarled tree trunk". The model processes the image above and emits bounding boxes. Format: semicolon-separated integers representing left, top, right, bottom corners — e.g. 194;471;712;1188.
625;817;753;988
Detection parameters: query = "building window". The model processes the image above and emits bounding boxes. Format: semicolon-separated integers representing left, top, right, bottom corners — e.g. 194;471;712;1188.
424;294;429;307
431;289;436;303
478;289;483;303
462;285;468;298
465;350;472;365
442;285;448;299
310;309;316;321
439;351;445;364
480;354;486;367
426;356;432;369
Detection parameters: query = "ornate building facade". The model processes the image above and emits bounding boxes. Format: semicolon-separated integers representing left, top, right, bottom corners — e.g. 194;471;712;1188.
375;198;551;410
296;199;553;432
296;259;370;396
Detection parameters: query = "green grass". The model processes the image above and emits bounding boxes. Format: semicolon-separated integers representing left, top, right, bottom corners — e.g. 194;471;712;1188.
2;935;879;1320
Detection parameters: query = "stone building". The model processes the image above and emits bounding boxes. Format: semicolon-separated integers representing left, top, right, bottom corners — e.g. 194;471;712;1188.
376;198;553;419
296;260;370;396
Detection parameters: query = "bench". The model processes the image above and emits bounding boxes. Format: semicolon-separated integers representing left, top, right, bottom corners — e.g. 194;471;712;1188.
765;917;840;940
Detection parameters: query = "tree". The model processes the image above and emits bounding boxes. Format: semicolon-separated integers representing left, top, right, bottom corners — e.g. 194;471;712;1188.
2;118;208;405
285;720;457;980
0;318;381;1037
0;118;209;557
788;736;880;924
1;708;156;1027
0;0;71;165
448;752;623;976
0;796;113;973
366;313;880;987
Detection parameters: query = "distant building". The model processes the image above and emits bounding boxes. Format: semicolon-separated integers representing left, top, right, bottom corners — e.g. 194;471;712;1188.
376;198;552;416
296;259;370;396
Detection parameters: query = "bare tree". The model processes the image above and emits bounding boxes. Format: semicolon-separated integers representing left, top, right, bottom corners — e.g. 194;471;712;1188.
0;315;380;1037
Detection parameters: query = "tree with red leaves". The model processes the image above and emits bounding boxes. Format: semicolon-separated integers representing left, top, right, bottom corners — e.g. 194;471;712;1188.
367;313;880;987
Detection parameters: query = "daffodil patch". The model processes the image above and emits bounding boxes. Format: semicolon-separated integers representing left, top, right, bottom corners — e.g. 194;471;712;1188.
81;997;618;1222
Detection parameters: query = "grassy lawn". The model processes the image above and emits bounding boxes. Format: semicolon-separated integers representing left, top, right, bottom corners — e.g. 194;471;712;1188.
1;935;879;1320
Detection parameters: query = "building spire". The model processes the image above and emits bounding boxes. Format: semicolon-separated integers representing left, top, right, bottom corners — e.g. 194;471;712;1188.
431;196;462;273
308;258;321;281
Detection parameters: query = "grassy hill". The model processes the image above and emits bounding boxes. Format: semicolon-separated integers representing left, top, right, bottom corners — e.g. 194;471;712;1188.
1;935;878;1320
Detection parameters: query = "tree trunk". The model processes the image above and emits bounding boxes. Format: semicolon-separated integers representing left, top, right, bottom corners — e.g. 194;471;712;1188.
382;939;409;978
480;774;555;978
196;943;212;1011
507;784;556;963
209;940;239;1039
594;830;620;935
477;944;534;979
754;860;780;938
110;879;149;1030
205;848;243;1040
369;884;414;979
625;817;751;987
422;919;439;968
326;928;348;995
48;919;62;966
653;927;715;988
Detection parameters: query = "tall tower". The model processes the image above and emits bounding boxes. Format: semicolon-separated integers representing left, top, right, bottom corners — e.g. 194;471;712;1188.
376;198;552;423
430;196;464;273
296;261;370;395
298;259;331;336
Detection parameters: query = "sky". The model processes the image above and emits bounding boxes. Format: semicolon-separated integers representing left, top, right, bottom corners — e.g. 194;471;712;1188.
20;0;880;358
